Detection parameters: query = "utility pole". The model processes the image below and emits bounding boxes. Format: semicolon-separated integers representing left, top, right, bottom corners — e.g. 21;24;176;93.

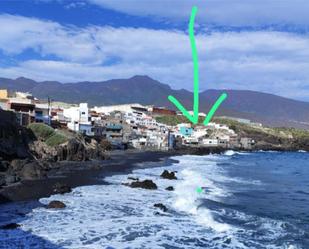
47;96;51;126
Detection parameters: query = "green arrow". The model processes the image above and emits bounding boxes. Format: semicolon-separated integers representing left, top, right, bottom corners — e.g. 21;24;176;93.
168;6;227;126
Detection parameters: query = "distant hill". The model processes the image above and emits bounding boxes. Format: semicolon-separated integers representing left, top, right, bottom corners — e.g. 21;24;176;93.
1;75;309;129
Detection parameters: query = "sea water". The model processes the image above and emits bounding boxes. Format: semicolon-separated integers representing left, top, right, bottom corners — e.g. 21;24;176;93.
0;151;308;249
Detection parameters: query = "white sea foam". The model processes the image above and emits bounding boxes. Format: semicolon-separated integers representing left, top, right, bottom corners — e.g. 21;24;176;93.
0;154;300;249
224;150;236;156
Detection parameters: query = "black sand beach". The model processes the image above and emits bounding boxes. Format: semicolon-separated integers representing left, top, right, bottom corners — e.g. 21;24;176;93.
0;150;178;204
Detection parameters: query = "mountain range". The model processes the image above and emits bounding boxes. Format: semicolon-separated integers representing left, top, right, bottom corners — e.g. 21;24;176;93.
1;75;309;129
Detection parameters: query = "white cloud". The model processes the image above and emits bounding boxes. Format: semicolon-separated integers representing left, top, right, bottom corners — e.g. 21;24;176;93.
0;14;104;64
0;14;309;100
86;0;309;27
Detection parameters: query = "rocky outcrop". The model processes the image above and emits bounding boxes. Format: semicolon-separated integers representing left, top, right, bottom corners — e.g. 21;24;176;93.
0;223;21;230
0;111;109;190
154;203;168;212
160;170;177;180
30;137;107;162
0;110;33;160
123;179;158;190
19;161;47;180
47;200;66;209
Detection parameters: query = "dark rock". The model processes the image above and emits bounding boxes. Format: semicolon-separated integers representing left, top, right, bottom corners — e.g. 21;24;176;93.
165;186;174;191
53;182;72;194
128;176;139;181
5;174;19;184
19;161;46;180
47;200;66;209
160;170;177;180
0;110;33;160
0;173;6;186
66;139;86;161
0;223;21;230
154;203;168;212
0;160;9;172
123;179;157;190
10;159;29;172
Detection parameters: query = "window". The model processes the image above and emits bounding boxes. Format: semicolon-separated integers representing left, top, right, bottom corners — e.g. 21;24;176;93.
82;112;86;115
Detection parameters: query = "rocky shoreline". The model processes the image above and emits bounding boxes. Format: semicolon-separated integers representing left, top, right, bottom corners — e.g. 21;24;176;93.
1;145;307;205
0;149;179;204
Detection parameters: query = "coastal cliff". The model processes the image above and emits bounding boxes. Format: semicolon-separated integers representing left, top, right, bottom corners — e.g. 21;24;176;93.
0;110;108;189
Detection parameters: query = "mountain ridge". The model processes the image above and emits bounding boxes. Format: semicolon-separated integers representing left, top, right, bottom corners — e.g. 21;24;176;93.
1;75;309;129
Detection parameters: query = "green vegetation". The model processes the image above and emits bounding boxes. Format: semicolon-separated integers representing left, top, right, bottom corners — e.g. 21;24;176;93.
155;115;186;126
271;127;309;139
155;115;205;126
213;117;309;139
45;133;68;147
28;123;55;140
28;123;69;146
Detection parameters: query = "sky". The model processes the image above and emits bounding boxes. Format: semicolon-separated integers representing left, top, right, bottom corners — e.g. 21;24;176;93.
0;0;309;101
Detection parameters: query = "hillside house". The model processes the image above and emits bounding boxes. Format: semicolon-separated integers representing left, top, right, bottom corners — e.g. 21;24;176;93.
240;137;255;149
8;98;35;126
64;103;94;136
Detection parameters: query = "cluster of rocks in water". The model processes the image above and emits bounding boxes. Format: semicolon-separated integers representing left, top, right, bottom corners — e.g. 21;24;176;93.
160;170;177;180
124;170;177;190
123;179;158;190
123;170;178;213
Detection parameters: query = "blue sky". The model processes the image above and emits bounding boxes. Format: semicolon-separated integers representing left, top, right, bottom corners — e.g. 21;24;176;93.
0;0;309;101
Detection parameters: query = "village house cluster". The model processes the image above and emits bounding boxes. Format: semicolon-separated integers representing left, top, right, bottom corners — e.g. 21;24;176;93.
0;89;256;150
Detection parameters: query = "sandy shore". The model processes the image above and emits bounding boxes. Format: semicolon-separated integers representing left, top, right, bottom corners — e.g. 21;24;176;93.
0;150;178;204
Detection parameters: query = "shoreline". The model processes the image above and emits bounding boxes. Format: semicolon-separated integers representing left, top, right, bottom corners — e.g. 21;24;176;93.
0;147;306;205
0;150;178;204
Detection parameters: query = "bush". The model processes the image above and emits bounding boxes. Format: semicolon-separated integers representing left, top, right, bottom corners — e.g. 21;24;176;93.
45;133;68;147
28;123;55;140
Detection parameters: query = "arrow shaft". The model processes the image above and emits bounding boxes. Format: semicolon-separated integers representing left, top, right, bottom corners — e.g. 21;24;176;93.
167;6;227;126
189;6;199;121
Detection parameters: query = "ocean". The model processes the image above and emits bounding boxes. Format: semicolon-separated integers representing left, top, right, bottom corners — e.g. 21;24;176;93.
0;151;308;249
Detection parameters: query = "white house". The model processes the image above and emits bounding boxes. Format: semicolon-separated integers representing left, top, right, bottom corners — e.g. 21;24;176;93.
63;103;94;136
202;138;219;146
93;103;150;114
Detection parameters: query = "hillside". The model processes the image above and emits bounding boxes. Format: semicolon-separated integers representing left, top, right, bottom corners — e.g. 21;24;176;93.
156;115;309;151
1;75;309;129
